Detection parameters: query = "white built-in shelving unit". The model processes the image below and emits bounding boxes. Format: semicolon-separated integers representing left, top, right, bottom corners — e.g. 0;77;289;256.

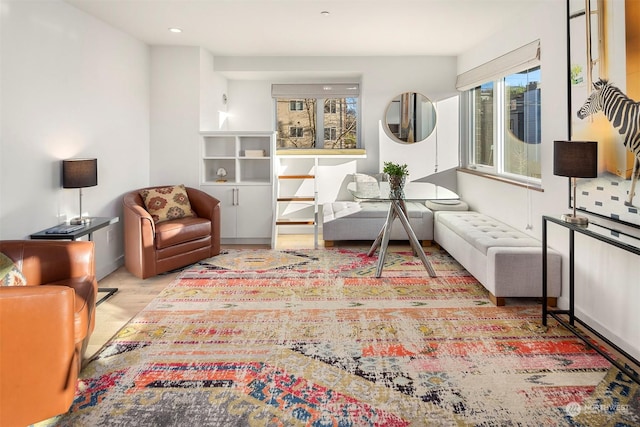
200;131;276;245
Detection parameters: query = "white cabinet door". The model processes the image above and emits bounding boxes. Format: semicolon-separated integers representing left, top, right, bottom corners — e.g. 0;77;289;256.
202;185;271;239
201;185;237;239
236;185;273;239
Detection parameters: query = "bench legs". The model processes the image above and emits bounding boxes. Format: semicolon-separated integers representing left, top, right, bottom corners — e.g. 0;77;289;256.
489;294;506;306
489;293;558;308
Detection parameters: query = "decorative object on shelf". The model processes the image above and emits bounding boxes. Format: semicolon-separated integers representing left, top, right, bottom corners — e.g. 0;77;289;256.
245;149;265;157
62;158;97;225
383;161;409;199
553;140;598;226
216;167;227;182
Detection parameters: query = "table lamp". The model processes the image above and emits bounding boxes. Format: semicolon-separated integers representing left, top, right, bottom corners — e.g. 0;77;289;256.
63;158;97;225
553;140;598;225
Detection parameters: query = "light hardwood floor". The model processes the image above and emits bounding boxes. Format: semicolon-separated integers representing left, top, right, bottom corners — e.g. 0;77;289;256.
86;234;343;359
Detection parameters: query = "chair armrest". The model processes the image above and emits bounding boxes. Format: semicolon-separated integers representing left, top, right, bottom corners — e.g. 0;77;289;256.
52;276;97;343
187;187;220;221
123;191;157;278
123;191;156;231
0;240;95;285
0;286;78;427
186;187;221;257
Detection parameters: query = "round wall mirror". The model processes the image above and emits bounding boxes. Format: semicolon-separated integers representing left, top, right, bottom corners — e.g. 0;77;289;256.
383;92;437;144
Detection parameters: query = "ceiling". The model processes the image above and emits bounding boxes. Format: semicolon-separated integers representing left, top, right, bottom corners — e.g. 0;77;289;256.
65;0;539;57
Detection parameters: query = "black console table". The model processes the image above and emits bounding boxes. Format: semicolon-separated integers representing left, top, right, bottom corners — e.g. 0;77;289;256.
31;217;119;305
542;215;640;385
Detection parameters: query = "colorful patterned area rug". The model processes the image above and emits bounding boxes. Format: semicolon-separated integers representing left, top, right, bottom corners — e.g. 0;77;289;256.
44;247;639;426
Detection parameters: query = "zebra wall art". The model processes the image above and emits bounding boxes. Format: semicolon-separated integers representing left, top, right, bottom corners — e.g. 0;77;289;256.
577;79;640;206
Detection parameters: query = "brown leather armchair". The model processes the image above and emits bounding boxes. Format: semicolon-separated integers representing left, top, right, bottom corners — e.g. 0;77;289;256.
0;240;97;427
123;186;221;279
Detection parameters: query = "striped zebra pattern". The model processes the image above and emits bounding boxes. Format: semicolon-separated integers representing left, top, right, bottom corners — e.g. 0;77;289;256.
577;79;640;206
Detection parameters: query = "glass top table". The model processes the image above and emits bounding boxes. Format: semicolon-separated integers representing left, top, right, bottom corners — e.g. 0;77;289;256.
348;181;459;277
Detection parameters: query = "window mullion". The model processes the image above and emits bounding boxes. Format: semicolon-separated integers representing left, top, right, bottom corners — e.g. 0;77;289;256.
468;91;477;167
316;99;324;149
495;79;505;174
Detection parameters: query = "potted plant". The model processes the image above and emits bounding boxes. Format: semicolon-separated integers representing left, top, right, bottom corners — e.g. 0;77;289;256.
383;162;409;198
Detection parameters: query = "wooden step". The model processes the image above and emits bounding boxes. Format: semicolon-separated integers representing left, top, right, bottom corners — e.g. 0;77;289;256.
277;196;315;202
276;219;316;225
278;175;315;179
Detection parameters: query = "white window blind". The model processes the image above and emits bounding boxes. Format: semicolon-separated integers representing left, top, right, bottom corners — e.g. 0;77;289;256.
271;83;360;98
456;40;540;91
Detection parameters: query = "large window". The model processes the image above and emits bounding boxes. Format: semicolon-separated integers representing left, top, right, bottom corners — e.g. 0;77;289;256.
273;84;360;149
459;41;541;183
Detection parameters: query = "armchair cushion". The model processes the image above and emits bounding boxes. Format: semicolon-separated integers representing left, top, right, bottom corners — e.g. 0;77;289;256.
0;252;26;286
140;184;195;223
155;216;213;249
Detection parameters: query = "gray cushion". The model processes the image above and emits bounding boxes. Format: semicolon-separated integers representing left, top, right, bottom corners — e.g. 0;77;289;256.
324;201;428;221
425;199;469;211
436;211;540;255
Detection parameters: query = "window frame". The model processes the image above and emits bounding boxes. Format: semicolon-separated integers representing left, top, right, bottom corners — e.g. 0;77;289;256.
273;83;361;150
289;100;304;111
324;99;337;114
324;127;337;141
462;66;542;186
289;126;304;138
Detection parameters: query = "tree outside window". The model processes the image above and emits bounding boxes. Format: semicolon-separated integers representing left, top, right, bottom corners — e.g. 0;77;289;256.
274;84;360;149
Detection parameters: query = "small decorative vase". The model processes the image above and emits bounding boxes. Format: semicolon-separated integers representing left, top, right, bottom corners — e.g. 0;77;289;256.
388;175;405;199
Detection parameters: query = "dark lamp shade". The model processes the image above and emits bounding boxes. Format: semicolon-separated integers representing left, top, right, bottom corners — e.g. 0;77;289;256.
553;140;598;178
62;158;98;188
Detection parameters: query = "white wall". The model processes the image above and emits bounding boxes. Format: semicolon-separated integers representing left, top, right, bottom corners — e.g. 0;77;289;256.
150;47;228;188
199;49;228;132
457;0;640;359
149;46;201;187
0;0;150;279
215;56;458;175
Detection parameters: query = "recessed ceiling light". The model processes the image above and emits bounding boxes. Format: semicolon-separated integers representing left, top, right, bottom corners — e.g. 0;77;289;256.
168;27;183;33
320;11;330;16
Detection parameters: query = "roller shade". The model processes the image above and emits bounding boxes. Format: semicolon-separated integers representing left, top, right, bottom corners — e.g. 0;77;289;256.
272;83;360;98
456;40;540;91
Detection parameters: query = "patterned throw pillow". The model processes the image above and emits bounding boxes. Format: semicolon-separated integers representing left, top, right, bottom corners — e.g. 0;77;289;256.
0;252;27;286
139;185;196;223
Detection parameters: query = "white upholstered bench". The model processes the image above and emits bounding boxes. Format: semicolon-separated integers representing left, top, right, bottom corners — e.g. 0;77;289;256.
434;211;561;306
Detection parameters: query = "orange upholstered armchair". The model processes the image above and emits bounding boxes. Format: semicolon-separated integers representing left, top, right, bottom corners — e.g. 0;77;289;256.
123;185;221;279
0;240;97;427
